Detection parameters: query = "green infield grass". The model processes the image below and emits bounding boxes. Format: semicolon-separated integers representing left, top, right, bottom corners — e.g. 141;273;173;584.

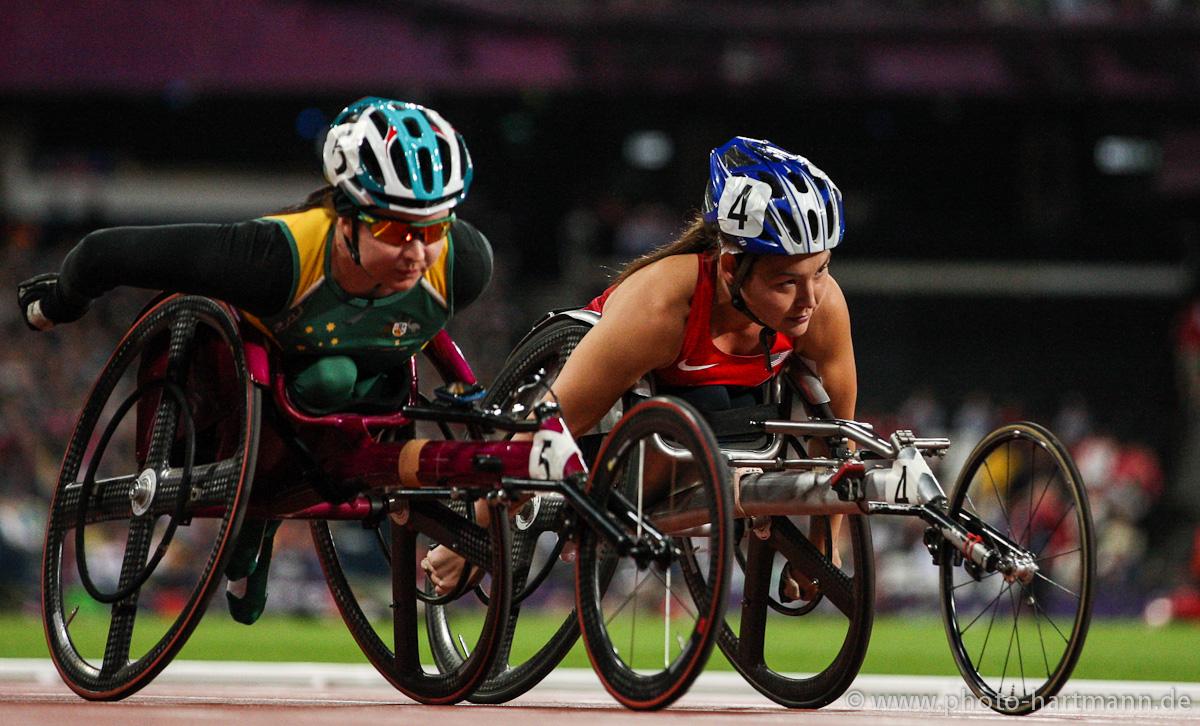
3;611;1197;682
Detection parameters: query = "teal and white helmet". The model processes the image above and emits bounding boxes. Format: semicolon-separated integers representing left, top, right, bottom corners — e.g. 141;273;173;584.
323;97;473;216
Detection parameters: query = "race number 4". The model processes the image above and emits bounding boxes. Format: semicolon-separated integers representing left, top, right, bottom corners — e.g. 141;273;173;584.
717;177;770;238
727;186;753;230
894;465;909;504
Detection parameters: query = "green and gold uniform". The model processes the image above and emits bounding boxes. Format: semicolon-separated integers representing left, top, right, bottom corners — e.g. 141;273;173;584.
52;202;493;413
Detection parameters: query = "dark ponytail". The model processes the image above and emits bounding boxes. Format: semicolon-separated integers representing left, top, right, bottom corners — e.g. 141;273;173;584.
270;186;339;216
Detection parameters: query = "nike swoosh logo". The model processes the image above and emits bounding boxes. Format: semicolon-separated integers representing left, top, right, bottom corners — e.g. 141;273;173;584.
677;360;718;371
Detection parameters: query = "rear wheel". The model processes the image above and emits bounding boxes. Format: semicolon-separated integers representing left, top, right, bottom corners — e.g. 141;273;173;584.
576;396;732;710
712;513;874;708
312;493;512;705
42;295;259;700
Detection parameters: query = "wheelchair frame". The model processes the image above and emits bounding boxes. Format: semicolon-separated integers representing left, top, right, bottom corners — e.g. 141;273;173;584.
41;294;730;710
453;308;1096;715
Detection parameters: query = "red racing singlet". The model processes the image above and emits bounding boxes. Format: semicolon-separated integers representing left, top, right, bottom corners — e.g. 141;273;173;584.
584;253;793;388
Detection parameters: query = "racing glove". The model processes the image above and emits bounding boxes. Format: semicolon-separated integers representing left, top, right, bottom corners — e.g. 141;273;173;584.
17;273;92;331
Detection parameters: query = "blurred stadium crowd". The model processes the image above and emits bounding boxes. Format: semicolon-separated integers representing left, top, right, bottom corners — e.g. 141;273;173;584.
4;0;1200;623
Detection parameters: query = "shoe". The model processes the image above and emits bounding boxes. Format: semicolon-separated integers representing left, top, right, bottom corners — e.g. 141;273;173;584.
225;519;281;625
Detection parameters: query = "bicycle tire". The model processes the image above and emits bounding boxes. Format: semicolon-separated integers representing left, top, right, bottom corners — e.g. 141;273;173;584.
427;317;592;703
42;295;259;700
939;422;1094;715
576;396;733;710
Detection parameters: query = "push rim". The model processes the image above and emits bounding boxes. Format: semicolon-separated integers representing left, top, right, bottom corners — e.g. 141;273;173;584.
42;295;258;700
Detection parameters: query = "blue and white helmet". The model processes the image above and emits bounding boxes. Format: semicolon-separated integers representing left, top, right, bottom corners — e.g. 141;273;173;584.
703;137;844;255
323;97;473;216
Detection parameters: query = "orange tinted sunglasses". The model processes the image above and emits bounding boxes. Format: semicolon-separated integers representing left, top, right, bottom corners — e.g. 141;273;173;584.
358;212;455;246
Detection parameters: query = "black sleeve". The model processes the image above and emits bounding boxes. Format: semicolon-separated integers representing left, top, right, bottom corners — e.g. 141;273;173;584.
449;219;493;311
56;220;297;317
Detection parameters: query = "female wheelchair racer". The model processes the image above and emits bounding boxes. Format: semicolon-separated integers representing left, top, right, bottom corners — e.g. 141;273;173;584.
428;136;850;606
426;137;1094;714
18;98;736;710
19;96;491;625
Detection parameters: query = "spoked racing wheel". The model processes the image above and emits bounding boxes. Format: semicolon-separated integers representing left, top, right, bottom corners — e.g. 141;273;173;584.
42;295;259;700
576;396;733;710
939;422;1094;715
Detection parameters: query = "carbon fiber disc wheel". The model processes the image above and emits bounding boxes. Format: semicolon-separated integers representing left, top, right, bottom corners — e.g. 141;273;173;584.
939;422;1094;715
707;514;874;708
576;396;733;710
42;295;259;700
312;498;512;704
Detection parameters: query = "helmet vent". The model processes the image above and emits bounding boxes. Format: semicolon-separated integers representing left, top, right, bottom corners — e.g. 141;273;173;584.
457;134;471;170
755;172;783;198
807;210;820;240
778;207;803;243
417;148;435;192
721;147;757;170
436;135;454;178
368;112;388;136
788;173;810;194
389;144;411;191
360;140;384;183
403;117;424;138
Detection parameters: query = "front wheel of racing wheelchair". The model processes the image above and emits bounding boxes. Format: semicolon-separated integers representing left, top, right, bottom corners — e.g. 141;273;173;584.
425;315;738;708
42;294;260;700
938;422;1094;715
575;394;734;709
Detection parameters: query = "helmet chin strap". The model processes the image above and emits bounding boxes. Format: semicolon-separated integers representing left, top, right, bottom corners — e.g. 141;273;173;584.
343;217;363;267
333;189;365;267
726;253;778;372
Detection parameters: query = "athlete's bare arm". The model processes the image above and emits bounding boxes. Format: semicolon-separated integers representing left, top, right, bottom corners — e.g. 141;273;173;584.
421;255;699;595
552;255;699;436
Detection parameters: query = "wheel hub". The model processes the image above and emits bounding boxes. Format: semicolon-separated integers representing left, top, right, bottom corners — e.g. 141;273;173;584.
515;496;541;531
1003;555;1039;585
129;468;157;517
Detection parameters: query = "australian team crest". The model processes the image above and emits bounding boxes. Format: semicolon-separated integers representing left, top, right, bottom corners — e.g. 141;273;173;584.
392;320;421;337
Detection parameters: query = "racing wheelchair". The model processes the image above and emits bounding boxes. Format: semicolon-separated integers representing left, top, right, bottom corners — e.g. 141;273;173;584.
430;309;1096;716
41;294;733;710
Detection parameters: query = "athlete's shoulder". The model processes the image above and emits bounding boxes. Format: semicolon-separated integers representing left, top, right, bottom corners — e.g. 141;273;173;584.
260;206;336;309
263;205;336;227
619;253;702;300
